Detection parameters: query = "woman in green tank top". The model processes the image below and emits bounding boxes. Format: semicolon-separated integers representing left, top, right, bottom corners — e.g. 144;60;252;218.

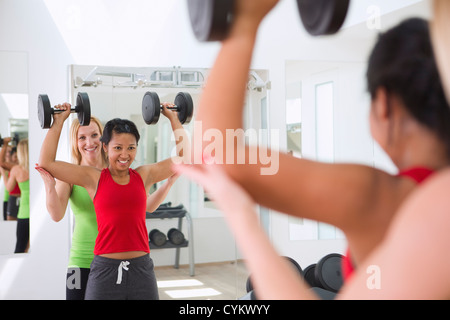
36;116;107;300
1;139;30;253
36;115;178;300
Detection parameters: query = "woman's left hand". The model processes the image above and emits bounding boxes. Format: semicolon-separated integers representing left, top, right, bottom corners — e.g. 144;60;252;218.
161;103;180;123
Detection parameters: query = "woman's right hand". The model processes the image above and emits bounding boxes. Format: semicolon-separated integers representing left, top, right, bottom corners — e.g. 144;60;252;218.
52;102;72;127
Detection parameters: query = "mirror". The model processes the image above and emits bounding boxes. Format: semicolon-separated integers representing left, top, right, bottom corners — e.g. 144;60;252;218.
69;64;269;299
284;60;370;242
0;51;29;255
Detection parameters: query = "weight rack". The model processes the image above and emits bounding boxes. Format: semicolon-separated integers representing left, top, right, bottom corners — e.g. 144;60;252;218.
146;204;195;276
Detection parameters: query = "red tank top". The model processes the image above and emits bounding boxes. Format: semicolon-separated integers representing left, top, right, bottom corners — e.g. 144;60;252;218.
93;168;150;255
9;172;21;195
342;167;435;281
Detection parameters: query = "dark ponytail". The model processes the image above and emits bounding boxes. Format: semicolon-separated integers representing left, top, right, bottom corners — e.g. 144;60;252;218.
367;18;450;156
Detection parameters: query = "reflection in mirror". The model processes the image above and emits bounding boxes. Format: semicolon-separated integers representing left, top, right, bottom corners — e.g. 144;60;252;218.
0;51;29;255
68;65;269;299
285;61;355;241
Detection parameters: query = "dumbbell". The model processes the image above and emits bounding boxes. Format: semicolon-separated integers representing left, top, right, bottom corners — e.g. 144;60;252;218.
149;229;167;246
37;92;91;129
142;91;194;125
246;256;303;294
168;228;185;245
187;0;350;42
314;253;343;293
0;134;19;148
302;264;319;288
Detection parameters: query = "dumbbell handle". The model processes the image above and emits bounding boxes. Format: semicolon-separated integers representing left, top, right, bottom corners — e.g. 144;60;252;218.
51;105;81;114
160;104;180;111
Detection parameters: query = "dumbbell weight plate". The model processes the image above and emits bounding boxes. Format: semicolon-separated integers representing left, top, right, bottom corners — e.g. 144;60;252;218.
187;0;234;42
315;253;344;292
175;92;194;124
297;0;350;36
38;94;52;129
168;228;185;245
142;92;161;125
246;256;303;293
149;229;167;246
303;264;319;288
76;92;91;127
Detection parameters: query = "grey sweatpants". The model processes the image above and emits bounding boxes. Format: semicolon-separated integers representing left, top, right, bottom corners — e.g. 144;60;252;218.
85;254;159;300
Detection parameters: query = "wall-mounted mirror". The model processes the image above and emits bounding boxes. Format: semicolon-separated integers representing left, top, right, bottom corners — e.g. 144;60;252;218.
0;51;29;255
285;60;381;242
68;64;270;300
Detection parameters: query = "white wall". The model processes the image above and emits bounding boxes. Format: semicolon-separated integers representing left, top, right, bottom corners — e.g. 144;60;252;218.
0;0;431;299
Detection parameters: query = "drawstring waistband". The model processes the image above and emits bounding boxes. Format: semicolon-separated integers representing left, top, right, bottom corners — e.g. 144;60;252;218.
116;261;130;284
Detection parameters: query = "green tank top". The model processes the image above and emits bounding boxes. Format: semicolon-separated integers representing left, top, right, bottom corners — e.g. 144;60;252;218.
68;185;98;269
3;187;9;202
17;180;29;219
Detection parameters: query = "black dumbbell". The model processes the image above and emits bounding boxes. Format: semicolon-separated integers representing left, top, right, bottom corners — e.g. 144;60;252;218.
0;134;19;148
38;92;91;129
302;264;320;288
168;228;185;245
246;256;303;294
314;253;343;293
187;0;350;42
149;229;167;246
142;91;194;125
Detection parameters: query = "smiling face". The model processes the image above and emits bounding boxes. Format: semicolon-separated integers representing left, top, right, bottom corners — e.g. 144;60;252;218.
77;121;102;166
103;131;137;172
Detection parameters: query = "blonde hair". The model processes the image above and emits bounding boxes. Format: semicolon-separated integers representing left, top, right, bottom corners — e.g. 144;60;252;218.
432;0;450;104
17;139;29;171
69;116;108;166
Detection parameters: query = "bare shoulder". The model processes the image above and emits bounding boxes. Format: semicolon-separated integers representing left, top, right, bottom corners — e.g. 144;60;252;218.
339;170;450;299
380;169;450;298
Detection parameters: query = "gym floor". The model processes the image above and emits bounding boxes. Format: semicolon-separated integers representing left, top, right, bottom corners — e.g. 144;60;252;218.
154;260;249;300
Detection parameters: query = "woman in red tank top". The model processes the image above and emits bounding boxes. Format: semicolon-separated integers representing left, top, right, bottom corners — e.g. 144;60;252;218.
39;103;189;300
0;144;21;221
174;10;450;300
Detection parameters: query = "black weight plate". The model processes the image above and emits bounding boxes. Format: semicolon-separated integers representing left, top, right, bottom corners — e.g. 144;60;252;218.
246;257;302;294
38;94;52;129
168;228;185;245
142;92;161;125
149;229;167;246
187;0;234;42
315;253;344;292
303;264;318;288
297;0;350;36
284;256;303;276
175;92;194;124
76;92;91;126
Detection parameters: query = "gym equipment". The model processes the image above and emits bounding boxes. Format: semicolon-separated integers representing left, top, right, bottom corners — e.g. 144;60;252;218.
187;0;350;42
297;0;350;36
142;91;194;125
314;253;343;293
187;0;233;42
168;228;186;245
38;92;91;129
149;229;167;246
246;256;303;294
303;264;319;288
0;134;19;148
